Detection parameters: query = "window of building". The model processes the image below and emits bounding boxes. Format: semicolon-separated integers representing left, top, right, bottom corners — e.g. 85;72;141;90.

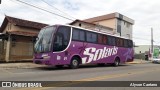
86;31;97;43
117;19;121;25
117;19;121;35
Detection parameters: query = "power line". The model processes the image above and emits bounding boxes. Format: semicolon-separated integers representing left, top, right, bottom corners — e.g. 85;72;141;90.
13;0;75;21
41;0;76;19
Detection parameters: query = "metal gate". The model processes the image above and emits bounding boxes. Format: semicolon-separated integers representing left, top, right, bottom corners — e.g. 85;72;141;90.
0;41;6;61
10;41;34;61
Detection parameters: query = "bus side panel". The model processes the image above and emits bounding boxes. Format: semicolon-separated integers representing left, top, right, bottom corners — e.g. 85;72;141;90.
68;41;134;65
34;41;134;65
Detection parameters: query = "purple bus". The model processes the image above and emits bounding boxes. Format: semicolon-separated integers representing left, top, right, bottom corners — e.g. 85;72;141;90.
34;25;134;69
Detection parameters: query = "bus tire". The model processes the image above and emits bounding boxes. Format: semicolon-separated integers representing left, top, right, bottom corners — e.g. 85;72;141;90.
113;58;120;67
55;65;63;68
69;57;79;69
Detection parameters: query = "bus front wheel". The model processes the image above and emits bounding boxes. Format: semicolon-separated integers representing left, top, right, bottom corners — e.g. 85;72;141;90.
69;57;79;69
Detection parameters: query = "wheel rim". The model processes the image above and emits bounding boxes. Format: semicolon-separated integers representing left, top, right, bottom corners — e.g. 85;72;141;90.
72;59;78;66
115;60;119;66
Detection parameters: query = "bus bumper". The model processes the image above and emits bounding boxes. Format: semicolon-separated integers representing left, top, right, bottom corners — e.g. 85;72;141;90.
34;59;52;65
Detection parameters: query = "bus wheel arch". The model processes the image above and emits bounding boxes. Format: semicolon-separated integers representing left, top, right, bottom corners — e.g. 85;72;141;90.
69;55;81;69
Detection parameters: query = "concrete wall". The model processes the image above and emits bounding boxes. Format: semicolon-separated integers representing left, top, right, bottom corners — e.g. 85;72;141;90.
92;18;116;32
135;45;151;54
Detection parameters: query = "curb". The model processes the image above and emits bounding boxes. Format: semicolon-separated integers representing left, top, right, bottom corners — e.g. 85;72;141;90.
126;61;151;64
0;63;43;69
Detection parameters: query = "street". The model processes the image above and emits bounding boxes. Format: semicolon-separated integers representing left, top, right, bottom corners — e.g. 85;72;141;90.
0;62;160;90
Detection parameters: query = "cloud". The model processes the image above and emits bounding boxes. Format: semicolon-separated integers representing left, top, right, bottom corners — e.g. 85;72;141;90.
0;0;160;45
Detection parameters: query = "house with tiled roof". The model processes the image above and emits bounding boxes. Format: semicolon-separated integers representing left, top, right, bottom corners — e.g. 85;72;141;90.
0;16;48;62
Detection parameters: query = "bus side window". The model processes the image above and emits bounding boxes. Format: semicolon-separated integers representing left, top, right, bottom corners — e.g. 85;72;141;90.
103;35;107;44
98;34;103;44
86;32;97;43
79;30;85;41
107;36;112;45
72;28;85;41
116;38;120;46
124;39;128;48
72;29;79;40
108;36;116;46
120;39;124;47
112;37;116;46
117;38;124;47
128;40;133;48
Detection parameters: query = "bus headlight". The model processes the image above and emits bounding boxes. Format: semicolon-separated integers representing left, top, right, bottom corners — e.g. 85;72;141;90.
43;56;50;59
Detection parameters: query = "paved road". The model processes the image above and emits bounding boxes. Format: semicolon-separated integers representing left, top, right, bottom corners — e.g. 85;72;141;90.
0;63;160;90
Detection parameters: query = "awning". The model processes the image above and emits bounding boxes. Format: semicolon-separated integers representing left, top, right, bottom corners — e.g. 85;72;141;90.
0;33;8;39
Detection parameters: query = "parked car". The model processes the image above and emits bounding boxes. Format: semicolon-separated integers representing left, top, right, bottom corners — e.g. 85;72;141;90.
152;57;160;64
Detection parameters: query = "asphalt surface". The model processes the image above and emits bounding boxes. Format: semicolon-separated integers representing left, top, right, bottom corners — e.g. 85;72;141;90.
0;62;160;90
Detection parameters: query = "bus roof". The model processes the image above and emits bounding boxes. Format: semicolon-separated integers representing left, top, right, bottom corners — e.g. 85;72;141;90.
44;24;132;40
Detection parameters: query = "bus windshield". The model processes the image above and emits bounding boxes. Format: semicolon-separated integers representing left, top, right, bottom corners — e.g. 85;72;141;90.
34;26;56;53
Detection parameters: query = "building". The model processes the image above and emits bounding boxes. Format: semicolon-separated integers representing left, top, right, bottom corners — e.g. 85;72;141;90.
135;45;151;54
0;16;48;62
76;12;134;39
134;45;160;60
135;45;160;54
69;19;114;34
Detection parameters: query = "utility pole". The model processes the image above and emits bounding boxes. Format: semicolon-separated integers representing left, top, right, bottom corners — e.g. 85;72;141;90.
151;28;154;60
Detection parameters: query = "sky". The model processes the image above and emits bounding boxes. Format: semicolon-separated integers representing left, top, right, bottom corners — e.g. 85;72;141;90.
0;0;160;45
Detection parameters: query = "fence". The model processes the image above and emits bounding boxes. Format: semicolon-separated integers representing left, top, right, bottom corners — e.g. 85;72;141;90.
134;53;146;60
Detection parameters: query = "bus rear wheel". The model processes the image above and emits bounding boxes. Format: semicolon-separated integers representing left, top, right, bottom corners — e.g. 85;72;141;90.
69;57;79;69
113;58;120;67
